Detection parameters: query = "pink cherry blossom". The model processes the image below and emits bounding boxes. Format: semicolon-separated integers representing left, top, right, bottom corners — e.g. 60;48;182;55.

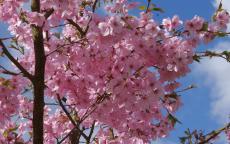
162;15;182;31
215;10;230;24
0;0;229;143
27;12;45;27
185;15;204;32
98;22;113;36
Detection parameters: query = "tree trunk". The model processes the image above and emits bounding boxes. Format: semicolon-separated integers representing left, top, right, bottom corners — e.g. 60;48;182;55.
31;0;46;144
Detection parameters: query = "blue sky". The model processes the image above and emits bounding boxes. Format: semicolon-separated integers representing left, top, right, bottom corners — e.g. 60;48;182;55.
0;0;230;144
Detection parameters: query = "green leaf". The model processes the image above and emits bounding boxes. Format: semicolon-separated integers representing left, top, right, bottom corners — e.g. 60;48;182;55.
222;51;230;61
222;51;230;56
193;55;201;63
1;79;11;87
3;126;18;138
216;32;227;37
201;22;208;31
152;7;164;13
213;1;223;21
179;137;187;144
212;14;217;22
139;6;146;10
168;113;182;127
109;128;115;140
165;92;178;100
218;0;223;11
8;127;18;132
184;128;191;135
3;131;8;138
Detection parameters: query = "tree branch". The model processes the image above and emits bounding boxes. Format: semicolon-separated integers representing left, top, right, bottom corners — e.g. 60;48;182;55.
0;40;34;81
0;64;20;76
86;121;96;144
195;50;230;62
57;128;77;144
31;0;46;144
45;38;87;57
92;0;98;13
44;8;54;19
67;19;85;37
57;96;78;126
146;0;151;13
57;95;89;141
199;123;230;144
0;36;15;41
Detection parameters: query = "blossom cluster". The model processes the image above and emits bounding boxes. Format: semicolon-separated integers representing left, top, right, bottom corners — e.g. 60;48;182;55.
0;77;25;123
0;76;28;143
0;0;229;143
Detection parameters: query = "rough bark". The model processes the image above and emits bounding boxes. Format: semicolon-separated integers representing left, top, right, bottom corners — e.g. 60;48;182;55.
31;0;46;143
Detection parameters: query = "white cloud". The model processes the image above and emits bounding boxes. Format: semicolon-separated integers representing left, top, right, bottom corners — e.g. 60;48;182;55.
194;41;230;123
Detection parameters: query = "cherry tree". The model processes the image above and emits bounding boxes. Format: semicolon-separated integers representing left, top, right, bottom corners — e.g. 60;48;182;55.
0;0;229;144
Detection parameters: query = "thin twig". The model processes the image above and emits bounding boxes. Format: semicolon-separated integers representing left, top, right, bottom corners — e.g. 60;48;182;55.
85;121;96;144
199;123;230;144
46;38;87;57
146;0;151;13
0;40;34;81
176;84;197;93
0;64;20;76
67;19;85;37
57;128;77;144
0;36;15;41
44;8;54;19
49;23;68;29
92;0;98;13
45;102;76;107
84;0;99;34
196;51;230;62
57;95;89;141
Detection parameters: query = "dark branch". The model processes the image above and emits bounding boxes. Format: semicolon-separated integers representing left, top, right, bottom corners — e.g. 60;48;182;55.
57;128;77;144
67;19;85;37
45;38;87;57
0;40;34;81
199;123;230;144
84;0;99;34
146;0;151;13
57;96;77;126
44;8;54;19
87;121;96;144
57;95;89;141
92;0;98;13
31;0;46;144
0;36;15;41
195;50;230;62
0;65;20;76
